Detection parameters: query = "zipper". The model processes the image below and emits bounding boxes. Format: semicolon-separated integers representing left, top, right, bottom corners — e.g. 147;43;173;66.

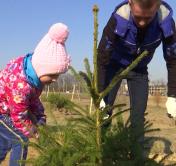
124;40;136;45
143;38;161;47
136;38;161;54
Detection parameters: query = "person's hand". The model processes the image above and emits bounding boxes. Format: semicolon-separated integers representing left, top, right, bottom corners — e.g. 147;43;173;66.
99;99;110;120
34;132;39;139
166;97;176;118
37;119;46;126
28;124;39;138
100;99;106;109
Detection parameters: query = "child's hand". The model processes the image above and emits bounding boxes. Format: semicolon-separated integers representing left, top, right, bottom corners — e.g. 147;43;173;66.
37;119;46;126
34;132;39;139
29;125;39;138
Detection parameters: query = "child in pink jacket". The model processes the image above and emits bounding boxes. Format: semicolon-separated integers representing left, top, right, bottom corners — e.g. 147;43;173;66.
0;23;70;166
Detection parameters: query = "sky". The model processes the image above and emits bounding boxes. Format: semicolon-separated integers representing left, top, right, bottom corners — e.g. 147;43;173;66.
0;0;176;82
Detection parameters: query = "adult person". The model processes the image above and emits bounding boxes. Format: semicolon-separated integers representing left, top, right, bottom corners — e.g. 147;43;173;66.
97;0;176;138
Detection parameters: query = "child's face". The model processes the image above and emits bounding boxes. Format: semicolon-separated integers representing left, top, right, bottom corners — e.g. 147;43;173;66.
39;74;59;85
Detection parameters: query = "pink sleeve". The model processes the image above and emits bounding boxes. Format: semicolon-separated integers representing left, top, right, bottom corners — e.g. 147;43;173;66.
6;81;37;136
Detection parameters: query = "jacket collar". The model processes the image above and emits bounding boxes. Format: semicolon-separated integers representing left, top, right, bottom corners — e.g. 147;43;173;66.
23;53;42;89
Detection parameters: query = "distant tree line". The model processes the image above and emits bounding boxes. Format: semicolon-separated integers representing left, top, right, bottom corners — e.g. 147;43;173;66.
43;72;87;93
43;72;167;96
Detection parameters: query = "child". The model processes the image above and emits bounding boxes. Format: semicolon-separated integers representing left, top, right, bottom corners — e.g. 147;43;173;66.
0;23;70;166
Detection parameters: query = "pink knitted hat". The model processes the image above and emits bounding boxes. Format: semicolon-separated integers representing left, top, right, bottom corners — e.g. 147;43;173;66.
32;23;71;78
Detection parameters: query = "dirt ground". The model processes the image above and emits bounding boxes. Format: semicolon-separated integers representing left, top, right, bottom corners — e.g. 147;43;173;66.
2;95;176;165
118;95;176;165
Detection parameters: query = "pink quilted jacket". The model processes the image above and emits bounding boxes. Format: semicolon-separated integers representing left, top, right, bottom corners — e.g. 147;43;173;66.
0;56;46;137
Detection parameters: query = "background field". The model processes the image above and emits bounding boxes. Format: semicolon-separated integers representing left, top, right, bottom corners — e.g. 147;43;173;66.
2;94;176;165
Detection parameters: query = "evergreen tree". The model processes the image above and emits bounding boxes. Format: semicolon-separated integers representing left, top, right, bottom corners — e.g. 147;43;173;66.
25;5;174;166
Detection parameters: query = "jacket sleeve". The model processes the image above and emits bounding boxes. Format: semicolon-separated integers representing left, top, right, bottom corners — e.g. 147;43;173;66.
162;19;176;97
29;97;46;125
6;81;45;136
7;86;36;136
97;15;117;92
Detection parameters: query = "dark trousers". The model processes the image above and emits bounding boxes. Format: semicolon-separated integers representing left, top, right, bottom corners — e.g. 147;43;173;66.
0;115;28;166
104;64;149;133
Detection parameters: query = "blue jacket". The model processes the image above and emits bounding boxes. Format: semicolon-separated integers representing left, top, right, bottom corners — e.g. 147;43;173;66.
98;0;176;96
